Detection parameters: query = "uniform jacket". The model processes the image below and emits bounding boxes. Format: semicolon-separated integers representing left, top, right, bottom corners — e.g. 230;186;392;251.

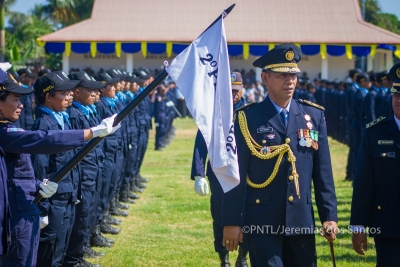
68;106;99;191
31;111;79;201
95;97;119;156
350;117;400;238
222;98;338;235
0;120;84;254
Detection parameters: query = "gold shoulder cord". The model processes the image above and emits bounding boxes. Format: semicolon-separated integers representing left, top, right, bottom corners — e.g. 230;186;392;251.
238;111;300;198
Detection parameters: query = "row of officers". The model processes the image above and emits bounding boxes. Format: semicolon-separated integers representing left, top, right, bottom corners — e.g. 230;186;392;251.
291;69;394;182
0;65;177;267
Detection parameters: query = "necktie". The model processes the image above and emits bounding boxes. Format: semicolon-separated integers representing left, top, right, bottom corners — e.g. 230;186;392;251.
280;110;288;129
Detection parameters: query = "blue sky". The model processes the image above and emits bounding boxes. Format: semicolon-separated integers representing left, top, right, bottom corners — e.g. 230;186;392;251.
7;0;400;23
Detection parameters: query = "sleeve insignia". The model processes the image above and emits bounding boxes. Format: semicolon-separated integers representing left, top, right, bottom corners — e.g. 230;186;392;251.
366;116;386;128
298;99;325;110
7;127;25;133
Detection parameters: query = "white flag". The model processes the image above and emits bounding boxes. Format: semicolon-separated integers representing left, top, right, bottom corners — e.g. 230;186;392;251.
166;15;239;192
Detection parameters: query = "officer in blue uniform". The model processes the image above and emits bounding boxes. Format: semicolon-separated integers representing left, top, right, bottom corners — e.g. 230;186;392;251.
154;84;168;151
222;44;338;267
350;63;400;266
63;71;107;267
192;72;248;267
0;69;120;266
364;72;380;124
344;69;361;181
16;68;36;130
375;71;389;118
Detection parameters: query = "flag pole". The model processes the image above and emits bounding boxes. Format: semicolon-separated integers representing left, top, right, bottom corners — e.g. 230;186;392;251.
33;3;236;204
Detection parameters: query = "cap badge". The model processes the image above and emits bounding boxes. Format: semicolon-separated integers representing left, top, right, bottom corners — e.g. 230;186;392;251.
84;73;91;80
396;68;400;78
231;73;236;82
285;51;294;61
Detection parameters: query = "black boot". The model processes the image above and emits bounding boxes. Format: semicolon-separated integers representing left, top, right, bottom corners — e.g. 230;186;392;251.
114;196;129;210
90;225;112;248
109;198;128;217
137;174;149;183
126;189;140;200
218;251;230;267
235;247;248;267
84;244;105;258
130;177;144;193
100;221;120;235
135;177;147;189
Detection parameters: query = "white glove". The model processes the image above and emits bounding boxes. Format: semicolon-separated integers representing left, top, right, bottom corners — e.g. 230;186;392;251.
39;179;58;198
166;101;174;107
40;216;49;229
91;114;121;137
0;62;12;72
194;176;209;196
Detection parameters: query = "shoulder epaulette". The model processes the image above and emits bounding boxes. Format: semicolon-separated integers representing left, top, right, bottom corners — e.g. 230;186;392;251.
0;120;10;124
235;102;256;113
366;116;386;128
298;99;325;110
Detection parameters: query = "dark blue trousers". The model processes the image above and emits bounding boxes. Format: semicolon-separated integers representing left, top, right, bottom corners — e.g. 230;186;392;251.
246;234;316;267
107;146;124;203
374;237;400;267
100;148;117;212
208;173;247;252
0;214;40;267
136;128;149;173
155;123;166;149
64;189;97;265
37;193;75;267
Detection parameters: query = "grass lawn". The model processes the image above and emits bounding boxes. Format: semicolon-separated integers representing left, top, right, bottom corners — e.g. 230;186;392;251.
89;118;377;267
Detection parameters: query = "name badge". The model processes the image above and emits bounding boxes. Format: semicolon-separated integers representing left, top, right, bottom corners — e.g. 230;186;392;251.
257;127;273;133
378;140;394;145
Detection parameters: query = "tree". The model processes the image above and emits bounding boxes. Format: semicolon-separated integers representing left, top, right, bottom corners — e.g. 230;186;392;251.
42;0;94;27
360;0;400;34
0;0;16;61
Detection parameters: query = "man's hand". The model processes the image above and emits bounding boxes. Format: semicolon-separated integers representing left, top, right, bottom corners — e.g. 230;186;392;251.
223;226;243;251
321;221;338;242
352;233;368;255
39;179;58;198
194;177;209;196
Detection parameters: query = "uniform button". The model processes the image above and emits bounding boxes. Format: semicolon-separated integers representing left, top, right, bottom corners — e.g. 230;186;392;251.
288;175;294;181
262;140;266;144
377;206;381;210
288;196;294;202
256;199;260;203
286;138;290;143
382;153;386;157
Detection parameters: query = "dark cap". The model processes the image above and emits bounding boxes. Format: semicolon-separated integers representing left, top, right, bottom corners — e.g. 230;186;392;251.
106;69;122;81
0;71;34;95
38;69;51;77
377;71;388;82
53;70;70;80
17;68;36;78
392;78;400;94
253;44;301;73
8;71;21;82
34;72;80;97
68;71;106;90
389;63;400;81
94;73;120;84
356;72;370;83
369;72;377;83
231;72;243;90
349;69;361;79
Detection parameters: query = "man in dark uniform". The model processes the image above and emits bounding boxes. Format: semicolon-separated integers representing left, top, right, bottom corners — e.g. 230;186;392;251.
364;72;380;124
154;84;168;151
344;69;360;181
222;44;338;267
63;71;108;267
16;68;36;130
192;72;249;267
350;63;400;266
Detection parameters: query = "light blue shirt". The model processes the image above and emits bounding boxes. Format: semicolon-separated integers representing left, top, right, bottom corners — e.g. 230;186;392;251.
268;95;291;124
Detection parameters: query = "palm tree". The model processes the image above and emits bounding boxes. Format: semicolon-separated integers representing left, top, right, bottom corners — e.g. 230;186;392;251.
42;0;94;27
0;0;16;61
